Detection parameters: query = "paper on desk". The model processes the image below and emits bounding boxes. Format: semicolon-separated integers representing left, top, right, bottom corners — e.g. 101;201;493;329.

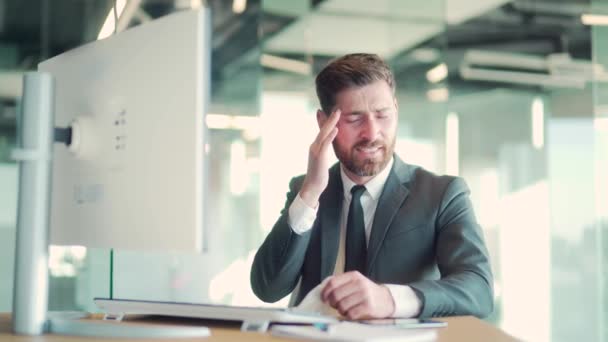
271;321;438;342
292;278;340;317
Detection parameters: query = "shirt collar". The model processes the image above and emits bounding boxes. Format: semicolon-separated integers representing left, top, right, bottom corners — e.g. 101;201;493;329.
340;156;394;201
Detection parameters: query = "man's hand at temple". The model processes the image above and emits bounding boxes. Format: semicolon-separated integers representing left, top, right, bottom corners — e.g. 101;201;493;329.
299;109;341;208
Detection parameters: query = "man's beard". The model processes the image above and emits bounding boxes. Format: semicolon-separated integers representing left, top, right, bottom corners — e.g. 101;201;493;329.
333;137;395;177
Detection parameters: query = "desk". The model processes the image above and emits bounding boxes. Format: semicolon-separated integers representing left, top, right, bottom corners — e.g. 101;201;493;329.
0;313;518;341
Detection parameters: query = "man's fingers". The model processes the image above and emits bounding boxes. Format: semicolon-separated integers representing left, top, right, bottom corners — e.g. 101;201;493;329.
321;276;349;302
333;290;365;316
321;272;361;302
319;127;338;152
316;109;341;144
343;301;372;320
320;272;391;320
325;279;359;308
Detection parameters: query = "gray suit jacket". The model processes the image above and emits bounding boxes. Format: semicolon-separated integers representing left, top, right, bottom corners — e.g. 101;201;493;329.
250;156;494;318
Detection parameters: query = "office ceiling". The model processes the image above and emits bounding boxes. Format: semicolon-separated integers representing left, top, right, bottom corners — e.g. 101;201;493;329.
263;0;512;58
0;0;260;70
0;0;593;67
0;0;593;104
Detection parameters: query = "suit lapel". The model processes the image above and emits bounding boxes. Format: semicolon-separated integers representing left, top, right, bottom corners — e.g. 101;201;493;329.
320;164;343;280
366;158;411;275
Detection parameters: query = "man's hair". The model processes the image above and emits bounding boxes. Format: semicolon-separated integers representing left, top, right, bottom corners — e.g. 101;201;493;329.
315;53;396;114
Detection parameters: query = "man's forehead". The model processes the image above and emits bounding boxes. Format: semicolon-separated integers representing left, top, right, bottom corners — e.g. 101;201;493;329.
338;80;391;94
335;91;395;110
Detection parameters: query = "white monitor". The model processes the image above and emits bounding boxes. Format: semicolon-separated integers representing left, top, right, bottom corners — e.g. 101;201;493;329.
38;9;210;252
15;9;333;337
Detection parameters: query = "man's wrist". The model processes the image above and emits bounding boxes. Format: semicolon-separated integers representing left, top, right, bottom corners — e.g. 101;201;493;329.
384;284;422;318
288;194;318;234
381;284;396;318
298;186;320;209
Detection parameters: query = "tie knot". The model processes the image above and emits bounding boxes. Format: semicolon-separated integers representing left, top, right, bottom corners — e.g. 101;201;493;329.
350;185;366;199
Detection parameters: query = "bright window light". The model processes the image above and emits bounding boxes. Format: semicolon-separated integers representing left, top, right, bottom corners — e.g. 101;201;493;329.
595;117;608;131
478;168;499;227
261;54;311;75
260;92;318;233
532;97;544;149
190;0;202;9
98;0;127;40
394;139;438;173
426;87;449;102
230;141;248;196
581;14;608;26
445;112;459;176
206;114;232;129
233;0;247;14
426;63;448;83
206;113;261;131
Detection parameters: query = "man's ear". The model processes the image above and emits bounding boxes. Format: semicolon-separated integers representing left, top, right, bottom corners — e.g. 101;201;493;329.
316;109;327;129
393;97;399;111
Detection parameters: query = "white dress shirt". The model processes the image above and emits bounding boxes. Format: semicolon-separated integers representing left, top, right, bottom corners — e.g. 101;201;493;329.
288;157;422;318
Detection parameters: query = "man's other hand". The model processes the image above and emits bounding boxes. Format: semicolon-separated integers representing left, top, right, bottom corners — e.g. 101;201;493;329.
320;271;395;320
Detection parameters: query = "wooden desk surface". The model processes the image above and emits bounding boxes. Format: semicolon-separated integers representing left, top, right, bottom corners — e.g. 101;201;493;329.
0;313;518;341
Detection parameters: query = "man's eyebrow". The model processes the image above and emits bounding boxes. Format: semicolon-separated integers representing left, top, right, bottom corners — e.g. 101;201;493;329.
345;107;391;115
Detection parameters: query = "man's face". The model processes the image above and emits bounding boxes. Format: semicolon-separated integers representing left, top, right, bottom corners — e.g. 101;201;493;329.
329;80;398;179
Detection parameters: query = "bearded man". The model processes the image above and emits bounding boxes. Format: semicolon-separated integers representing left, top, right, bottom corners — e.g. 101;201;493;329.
250;53;494;320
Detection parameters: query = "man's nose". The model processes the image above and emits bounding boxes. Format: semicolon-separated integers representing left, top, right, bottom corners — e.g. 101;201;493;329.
360;115;380;141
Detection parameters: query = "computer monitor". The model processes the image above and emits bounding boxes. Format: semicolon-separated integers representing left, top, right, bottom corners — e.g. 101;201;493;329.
38;9;210;252
14;8;333;337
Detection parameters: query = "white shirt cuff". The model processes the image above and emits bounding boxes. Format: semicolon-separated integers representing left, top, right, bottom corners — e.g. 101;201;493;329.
288;193;318;234
385;284;422;318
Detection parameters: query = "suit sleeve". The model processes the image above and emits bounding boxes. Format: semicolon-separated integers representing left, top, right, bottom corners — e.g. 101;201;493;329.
408;177;494;318
250;176;314;302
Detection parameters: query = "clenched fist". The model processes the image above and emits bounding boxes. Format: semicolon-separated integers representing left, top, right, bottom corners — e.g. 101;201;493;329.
321;271;396;320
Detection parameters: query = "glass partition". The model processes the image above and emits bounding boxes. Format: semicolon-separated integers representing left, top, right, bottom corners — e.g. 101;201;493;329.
590;1;608;340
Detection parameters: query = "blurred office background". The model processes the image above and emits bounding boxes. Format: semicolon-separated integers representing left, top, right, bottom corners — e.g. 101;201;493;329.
0;0;607;341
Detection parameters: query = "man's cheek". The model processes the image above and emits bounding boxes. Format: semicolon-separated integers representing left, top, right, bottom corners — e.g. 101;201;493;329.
333;129;346;144
332;136;349;155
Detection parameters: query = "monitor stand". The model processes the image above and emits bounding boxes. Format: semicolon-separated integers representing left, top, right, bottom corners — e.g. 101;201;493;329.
47;312;210;338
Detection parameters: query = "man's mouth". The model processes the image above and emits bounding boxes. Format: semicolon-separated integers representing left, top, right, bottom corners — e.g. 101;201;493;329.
358;146;379;152
355;144;384;156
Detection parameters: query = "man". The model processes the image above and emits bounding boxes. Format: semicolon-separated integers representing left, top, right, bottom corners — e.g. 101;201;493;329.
250;53;493;319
